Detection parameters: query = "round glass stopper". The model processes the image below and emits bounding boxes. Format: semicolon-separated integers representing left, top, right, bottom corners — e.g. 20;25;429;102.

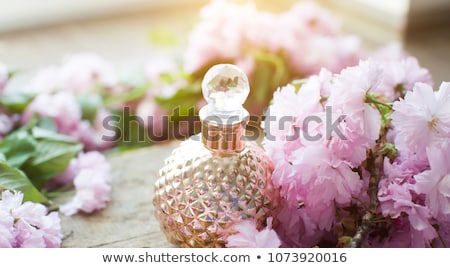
201;64;250;117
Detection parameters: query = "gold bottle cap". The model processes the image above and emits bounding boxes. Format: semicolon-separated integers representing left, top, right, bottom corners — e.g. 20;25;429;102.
199;64;250;154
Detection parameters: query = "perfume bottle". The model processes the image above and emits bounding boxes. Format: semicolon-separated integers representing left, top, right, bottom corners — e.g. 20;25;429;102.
153;64;279;247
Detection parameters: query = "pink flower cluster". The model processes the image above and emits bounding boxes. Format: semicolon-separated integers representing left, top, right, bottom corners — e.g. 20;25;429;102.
376;82;450;247
226;217;281;248
0;191;62;248
0;62;16;137
56;151;112;216
22;92;114;151
185;0;360;76
29;53;117;94
371;44;433;102
262;45;449;247
0;56;116;220
22;54;117;151
0;111;14;137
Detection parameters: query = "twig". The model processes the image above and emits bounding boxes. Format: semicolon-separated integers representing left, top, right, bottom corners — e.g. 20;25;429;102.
433;224;448;248
348;152;384;248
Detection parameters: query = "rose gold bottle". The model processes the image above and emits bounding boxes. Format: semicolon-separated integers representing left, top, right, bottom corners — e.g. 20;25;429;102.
153;64;279;247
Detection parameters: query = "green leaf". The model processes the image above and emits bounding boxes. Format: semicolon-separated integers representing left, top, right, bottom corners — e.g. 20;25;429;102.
252;62;274;103
0;158;48;203
21;138;82;188
249;51;291;113
7;69;22;79
31;127;78;143
154;82;202;116
290;79;309;92
0;129;36;168
104;83;149;109
379;142;398;161
365;92;393;129
77;94;103;121
0;91;35;113
337;236;353;247
159;73;176;84
36;116;58;132
112;109;154;147
148;26;180;47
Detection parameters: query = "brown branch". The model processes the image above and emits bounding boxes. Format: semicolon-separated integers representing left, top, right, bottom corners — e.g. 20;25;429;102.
348;152;384;248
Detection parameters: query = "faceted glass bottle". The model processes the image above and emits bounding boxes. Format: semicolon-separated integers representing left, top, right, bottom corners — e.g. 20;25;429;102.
153;64;279;247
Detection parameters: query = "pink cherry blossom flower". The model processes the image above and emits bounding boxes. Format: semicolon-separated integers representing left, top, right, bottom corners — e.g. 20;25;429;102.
371;42;433;102
328;59;382;112
289;60;382;166
184;1;360;75
273;201;304;247
136;93;167;137
59;151;111;216
378;181;436;239
285;1;341;35
0;190;62;248
0;62;8;92
58;53;117;94
324;106;381;166
265;142;362;246
29;66;61;94
274;199;334;248
22;91;82;135
262;69;331;146
376;57;433;102
226;217;281;248
14;220;46;248
291;144;363;208
74;108;116;151
370;216;437;248
328;60;383;143
371;43;407;62
0;209;15;247
184;1;249;73
274;2;360;74
22;91;115;151
262;139;297;194
415;143;450;219
263;84;303;141
391;82;450;158
29;54;117;94
0;64;15;138
434;219;450;247
377;150;441;247
15;202;63;248
0;113;15;137
287;35;360;75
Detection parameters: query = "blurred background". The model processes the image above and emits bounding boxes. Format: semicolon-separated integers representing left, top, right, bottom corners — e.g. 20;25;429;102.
0;0;449;82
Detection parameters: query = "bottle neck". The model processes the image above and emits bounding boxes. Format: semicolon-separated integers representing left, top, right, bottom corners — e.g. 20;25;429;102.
199;108;248;155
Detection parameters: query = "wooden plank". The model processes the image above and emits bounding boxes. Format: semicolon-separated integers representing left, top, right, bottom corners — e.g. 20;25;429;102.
61;142;179;248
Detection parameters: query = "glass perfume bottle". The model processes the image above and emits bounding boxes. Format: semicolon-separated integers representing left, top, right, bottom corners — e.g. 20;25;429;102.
153;64;279;247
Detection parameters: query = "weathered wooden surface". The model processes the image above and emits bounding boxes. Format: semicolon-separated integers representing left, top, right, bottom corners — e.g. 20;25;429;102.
61;142;179;248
